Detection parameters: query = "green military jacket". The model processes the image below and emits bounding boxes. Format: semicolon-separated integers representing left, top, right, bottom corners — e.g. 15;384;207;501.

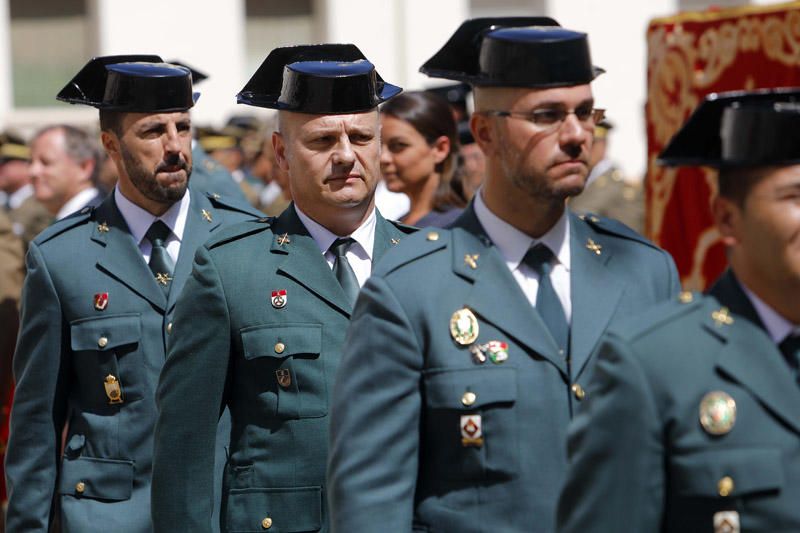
557;270;800;532
5;189;262;532
191;146;249;203
151;204;415;533
327;205;680;532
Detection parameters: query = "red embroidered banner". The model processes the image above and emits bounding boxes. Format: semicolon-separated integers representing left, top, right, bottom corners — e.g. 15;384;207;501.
646;1;800;289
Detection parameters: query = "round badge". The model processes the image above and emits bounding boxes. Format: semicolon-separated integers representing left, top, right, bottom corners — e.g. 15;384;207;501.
699;391;737;435
450;308;479;346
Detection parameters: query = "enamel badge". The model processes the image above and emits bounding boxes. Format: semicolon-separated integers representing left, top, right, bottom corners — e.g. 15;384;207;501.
275;368;292;388
104;374;123;405
699;391;737;435
469;341;509;364
271;289;287;309
460;415;483;447
450;308;479;346
94;292;109;311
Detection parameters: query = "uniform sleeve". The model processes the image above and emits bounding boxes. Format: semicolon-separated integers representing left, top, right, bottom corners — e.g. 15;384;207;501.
327;275;423;532
557;332;665;533
151;245;232;533
6;243;70;532
664;250;681;297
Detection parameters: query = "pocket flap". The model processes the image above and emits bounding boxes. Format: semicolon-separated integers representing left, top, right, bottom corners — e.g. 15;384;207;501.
70;313;141;351
423;367;516;409
240;323;322;359
670;447;783;497
58;456;134;501
226;486;322;532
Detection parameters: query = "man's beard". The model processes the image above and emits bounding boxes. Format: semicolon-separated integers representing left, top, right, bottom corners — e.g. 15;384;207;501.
120;142;191;205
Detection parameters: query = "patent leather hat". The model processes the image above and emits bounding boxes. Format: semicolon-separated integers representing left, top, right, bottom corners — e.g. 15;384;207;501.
57;55;198;112
168;60;209;85
237;44;401;113
420;17;604;87
658;87;800;167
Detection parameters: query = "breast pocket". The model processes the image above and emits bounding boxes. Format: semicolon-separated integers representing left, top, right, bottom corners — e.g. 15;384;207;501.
239;323;325;420
422;367;518;481
70;313;143;407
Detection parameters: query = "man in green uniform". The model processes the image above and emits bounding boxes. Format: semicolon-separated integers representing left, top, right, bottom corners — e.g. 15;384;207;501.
557;88;800;533
4;55;261;532
0;134;51;246
151;44;412;533
327;18;679;532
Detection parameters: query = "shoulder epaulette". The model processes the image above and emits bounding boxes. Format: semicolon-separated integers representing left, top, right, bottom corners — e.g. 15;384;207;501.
376;227;451;275
205;191;264;218
579;212;659;250
206;217;274;249
387;219;418;235
33;206;94;245
613;291;706;341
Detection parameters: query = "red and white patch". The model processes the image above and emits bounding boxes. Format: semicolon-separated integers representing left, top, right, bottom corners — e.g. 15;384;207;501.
271;289;287;309
460;414;483;447
94;292;109;311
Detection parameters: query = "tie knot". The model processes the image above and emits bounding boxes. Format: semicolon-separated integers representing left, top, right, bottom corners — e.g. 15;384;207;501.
146;220;172;245
780;333;800;357
330;237;355;258
522;243;556;275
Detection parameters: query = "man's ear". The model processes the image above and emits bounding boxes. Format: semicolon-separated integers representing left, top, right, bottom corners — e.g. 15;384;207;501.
101;131;120;160
273;131;289;172
470;113;495;156
712;194;742;247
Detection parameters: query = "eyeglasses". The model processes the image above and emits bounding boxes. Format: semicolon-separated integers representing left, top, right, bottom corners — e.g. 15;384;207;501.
481;107;606;131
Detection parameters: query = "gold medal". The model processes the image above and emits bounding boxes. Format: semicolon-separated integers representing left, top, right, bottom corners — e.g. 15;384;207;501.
450;308;479;345
699;391;736;435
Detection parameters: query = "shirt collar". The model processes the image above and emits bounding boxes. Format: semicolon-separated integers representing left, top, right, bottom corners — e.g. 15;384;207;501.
740;282;799;343
114;185;190;245
294;205;376;259
473;189;571;272
8;183;34;209
55;187;99;220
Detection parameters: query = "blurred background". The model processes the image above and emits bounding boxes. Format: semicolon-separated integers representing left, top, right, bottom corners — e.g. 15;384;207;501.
0;0;777;180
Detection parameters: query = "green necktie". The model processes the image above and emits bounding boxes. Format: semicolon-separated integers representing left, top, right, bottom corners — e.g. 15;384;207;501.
146;220;175;294
779;333;800;386
523;244;569;354
330;237;360;307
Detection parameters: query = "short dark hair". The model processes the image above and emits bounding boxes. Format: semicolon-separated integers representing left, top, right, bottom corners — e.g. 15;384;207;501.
380;91;467;211
99;110;123;136
717;166;769;207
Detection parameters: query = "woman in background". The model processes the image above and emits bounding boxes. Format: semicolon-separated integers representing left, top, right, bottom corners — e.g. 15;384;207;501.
380;91;467;227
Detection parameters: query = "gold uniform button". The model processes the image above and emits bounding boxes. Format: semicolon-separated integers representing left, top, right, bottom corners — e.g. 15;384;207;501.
274;342;285;354
97;336;108;348
718;476;734;497
167;322;173;334
426;231;439;241
75;481;85;494
461;391;477;406
261;517;273;529
571;383;586;401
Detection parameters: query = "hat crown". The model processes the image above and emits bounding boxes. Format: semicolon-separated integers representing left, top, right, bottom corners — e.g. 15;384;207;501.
659;87;800;167
238;44;401;114
58;55;196;112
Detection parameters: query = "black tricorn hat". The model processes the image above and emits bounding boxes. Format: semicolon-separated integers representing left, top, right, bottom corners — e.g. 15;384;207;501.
237;44;402;114
421;17;604;87
658;88;800;168
57;55;198;112
168;60;209;85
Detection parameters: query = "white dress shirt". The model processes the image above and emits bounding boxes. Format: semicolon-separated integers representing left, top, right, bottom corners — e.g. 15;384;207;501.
55;187;100;220
114;185;190;264
295;206;376;288
741;283;800;344
473;189;572;322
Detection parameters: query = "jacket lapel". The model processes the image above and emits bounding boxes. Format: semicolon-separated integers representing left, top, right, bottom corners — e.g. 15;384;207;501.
709;272;800;435
372;209;407;264
92;196;167;312
569;214;624;378
453;206;567;376
167;190;220;311
273;204;351;317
